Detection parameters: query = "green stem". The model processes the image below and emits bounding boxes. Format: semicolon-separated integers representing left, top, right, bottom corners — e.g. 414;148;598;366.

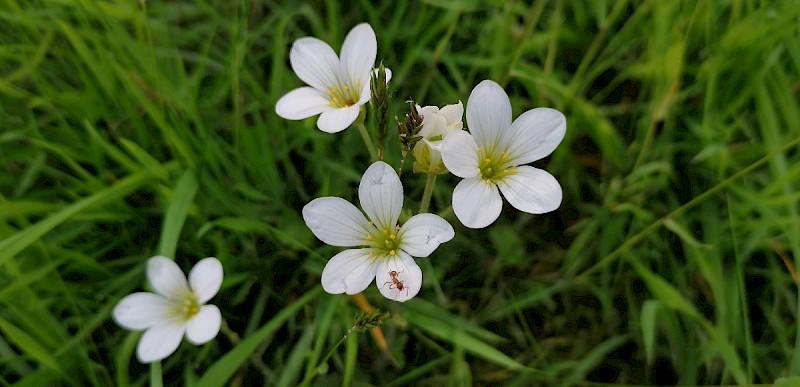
417;173;447;303
356;121;379;162
299;331;352;387
418;173;437;214
150;361;163;387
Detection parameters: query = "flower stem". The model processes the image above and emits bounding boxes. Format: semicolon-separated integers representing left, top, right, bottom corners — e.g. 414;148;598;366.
299;335;349;387
351;293;398;367
299;303;392;387
356;121;379;162
150;361;163;387
418;173;437;214
416;173;448;304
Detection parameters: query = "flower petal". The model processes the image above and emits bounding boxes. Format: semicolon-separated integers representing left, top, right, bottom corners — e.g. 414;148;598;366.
440;101;464;128
290;37;341;92
441;130;480;178
418;106;448;139
498;166;562;214
320;248;380;295
147;256;190;299
358;161;403;230
399;213;455;257
186;305;221;345
189;257;223;304
466;80;512;150
502;108;566;165
303;197;372;247
275;87;333;120
136;321;186;363
340;23;377;90
317;104;361;133
113;292;170;331
452;177;503;229
375;251;422;302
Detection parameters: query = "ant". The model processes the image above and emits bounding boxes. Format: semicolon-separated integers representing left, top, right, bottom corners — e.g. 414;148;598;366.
381;270;408;296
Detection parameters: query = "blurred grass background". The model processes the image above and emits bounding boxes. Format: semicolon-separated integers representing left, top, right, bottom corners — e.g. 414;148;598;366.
1;0;800;385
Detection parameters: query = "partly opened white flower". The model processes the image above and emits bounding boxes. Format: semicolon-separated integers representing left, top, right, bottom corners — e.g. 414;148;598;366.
413;102;464;174
441;80;566;228
303;161;455;302
275;23;390;133
113;256;223;363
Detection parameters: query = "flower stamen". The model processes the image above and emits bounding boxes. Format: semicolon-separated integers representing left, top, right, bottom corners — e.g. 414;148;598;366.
327;83;361;108
479;152;517;185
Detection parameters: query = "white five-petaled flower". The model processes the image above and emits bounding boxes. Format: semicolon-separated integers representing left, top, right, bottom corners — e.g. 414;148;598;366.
113;256;223;363
303;161;455;302
275;23;390;133
441;80;566;229
413;102;464;173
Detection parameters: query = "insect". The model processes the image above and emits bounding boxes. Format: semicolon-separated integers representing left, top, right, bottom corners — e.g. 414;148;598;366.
382;270;408;295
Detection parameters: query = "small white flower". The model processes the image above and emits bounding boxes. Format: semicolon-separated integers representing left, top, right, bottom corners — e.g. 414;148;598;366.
417;102;464;141
303;161;455;302
113;256;223;363
413;102;464;173
275;23;391;133
441;80;566;229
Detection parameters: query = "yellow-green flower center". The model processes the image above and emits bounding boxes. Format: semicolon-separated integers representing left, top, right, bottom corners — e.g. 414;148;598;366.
364;224;401;258
478;148;516;184
169;293;200;322
327;84;361;108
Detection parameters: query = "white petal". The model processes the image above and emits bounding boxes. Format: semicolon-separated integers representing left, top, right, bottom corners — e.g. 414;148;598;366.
136;322;186;363
113;292;170;330
424;138;444;152
320;248;380;295
303;197;372;247
275;87;333;120
466;80;512;149
290;37;341;92
375;252;422;302
317;104;361;133
189;257;223;304
440;101;464;128
340;23;377;90
422;139;444;167
498;166;562;214
452;177;503;229
440;130;480;178
417;105;439;116
398;214;455;257
358;161;403;230
502;108;566;165
147;256;190;299
418;109;448;139
186;305;221;345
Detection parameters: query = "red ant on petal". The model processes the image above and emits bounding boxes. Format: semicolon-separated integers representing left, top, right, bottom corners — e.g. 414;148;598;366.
381;270;408;296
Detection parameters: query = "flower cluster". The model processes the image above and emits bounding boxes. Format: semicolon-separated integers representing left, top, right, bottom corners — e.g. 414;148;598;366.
276;23;567;302
111;21;567;369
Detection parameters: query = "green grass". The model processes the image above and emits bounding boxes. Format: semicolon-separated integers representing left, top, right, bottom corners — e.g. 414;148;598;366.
1;0;800;385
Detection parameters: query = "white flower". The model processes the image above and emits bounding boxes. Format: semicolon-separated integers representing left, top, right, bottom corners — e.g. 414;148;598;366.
302;161;455;302
413;102;464;173
417;102;464;140
441;80;566;229
275;23;391;133
113;256;223;363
